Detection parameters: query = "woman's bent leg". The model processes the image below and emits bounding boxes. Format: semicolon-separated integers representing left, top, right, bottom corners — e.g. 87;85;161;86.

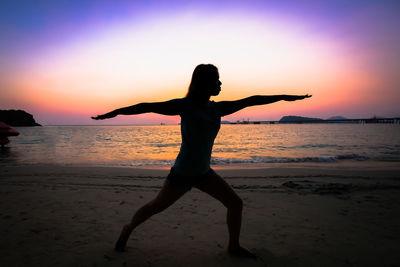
115;181;188;251
195;171;257;258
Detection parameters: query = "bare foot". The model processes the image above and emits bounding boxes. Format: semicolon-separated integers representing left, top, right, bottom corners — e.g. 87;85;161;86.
114;239;126;252
114;225;132;252
228;245;258;258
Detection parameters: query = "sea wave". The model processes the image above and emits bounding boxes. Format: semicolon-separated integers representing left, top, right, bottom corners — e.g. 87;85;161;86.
120;153;400;167
211;154;370;164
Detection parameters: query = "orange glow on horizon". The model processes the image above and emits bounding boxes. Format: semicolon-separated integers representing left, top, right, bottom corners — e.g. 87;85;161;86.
2;12;378;124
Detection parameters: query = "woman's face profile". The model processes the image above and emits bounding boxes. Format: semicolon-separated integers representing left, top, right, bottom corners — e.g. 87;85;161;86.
209;73;222;96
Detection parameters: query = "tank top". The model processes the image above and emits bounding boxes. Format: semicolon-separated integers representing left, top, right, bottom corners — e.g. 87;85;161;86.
172;99;221;176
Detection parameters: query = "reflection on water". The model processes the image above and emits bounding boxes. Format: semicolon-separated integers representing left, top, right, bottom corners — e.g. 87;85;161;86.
1;124;399;167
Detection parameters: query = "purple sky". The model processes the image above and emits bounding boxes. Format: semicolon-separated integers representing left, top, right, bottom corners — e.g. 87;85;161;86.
1;0;399;124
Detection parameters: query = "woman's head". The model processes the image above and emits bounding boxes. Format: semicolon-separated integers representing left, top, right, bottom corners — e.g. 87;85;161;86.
186;64;222;99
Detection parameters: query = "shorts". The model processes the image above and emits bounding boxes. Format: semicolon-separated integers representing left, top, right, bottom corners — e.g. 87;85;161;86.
166;167;218;191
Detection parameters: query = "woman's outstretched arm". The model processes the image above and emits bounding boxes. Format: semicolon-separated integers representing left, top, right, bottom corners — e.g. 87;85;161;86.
216;94;312;117
91;98;184;120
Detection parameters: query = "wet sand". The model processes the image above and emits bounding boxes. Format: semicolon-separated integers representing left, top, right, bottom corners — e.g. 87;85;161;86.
1;164;400;266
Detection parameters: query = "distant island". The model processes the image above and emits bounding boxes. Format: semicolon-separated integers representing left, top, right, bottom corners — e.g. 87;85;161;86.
0;110;41;126
327;116;347;120
228;115;399;124
279;115;324;123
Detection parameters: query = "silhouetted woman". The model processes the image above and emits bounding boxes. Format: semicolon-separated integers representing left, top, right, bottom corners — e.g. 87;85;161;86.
92;64;311;257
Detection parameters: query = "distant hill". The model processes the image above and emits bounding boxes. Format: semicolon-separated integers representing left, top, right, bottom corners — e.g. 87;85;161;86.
0;110;41;126
279;115;323;123
328;116;347;120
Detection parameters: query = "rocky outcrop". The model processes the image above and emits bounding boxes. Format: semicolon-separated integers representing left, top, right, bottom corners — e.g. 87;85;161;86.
0;110;41;126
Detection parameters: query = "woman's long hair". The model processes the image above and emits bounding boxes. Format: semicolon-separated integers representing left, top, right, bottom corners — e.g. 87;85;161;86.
186;64;219;99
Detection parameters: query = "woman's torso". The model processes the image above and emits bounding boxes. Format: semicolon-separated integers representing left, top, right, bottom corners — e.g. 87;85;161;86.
172;99;221;175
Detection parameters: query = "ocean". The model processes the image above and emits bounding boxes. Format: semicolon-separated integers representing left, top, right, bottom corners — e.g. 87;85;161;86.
1;124;399;168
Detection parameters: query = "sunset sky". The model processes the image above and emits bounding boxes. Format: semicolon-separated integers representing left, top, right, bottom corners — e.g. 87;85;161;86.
1;0;399;125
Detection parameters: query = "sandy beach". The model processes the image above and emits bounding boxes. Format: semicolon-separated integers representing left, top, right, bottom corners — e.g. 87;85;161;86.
1;164;400;267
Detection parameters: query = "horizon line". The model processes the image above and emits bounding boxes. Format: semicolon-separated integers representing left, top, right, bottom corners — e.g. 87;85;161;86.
41;116;400;126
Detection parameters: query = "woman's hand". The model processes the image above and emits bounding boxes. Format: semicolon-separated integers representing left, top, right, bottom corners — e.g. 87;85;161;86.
284;94;312;101
91;111;117;120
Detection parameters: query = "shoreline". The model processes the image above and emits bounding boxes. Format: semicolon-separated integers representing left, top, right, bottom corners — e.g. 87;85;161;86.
1;164;400;266
2;159;400;171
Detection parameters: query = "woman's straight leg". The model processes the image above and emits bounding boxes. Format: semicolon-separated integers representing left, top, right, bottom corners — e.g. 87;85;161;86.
195;171;257;257
115;180;188;251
